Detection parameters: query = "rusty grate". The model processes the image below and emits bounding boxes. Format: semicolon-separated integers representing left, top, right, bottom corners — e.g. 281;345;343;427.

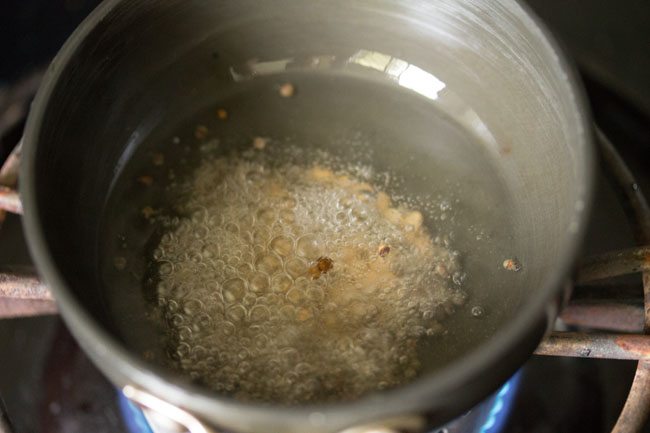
0;74;648;432
533;128;650;433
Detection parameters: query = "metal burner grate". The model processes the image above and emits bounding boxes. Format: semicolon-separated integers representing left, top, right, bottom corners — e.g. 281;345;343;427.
0;73;648;432
533;128;650;433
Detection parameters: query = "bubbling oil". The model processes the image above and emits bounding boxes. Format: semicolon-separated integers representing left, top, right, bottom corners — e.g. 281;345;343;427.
152;152;466;403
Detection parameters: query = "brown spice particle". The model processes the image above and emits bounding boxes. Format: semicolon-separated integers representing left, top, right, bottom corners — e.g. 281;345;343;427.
434;263;448;278
141;206;156;219
216;108;228;120
296;307;313;322
137;175;153;186
278;82;295;98
253;137;269;150
502;258;522;272
113;256;127;271
308;256;333;279
378;244;391;257
194;125;209;140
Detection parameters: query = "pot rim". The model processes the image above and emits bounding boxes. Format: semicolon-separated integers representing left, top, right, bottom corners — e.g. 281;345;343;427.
20;0;595;431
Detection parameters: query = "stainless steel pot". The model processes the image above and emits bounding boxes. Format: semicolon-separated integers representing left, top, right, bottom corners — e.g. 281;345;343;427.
20;0;593;432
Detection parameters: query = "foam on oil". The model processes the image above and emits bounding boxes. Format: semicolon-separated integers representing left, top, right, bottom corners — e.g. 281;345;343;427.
152;152;465;402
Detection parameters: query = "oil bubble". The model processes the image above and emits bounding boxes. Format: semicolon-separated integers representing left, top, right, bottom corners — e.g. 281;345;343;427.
471;306;485;318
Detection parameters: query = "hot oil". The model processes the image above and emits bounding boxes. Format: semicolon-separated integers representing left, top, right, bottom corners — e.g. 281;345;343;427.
151;154;469;403
100;70;519;404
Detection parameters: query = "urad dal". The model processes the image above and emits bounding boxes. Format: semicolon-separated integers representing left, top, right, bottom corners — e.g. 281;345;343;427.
153;156;466;403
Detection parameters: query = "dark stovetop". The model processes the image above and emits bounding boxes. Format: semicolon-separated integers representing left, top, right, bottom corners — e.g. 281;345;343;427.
1;1;649;433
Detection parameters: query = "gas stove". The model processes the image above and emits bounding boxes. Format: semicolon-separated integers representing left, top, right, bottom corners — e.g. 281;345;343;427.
1;1;649;433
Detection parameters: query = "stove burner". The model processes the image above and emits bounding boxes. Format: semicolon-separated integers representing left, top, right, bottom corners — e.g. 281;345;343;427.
477;373;520;433
118;393;153;433
116;372;521;433
440;372;521;433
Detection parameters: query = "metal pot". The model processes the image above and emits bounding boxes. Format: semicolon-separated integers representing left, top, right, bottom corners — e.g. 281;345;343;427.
19;0;593;432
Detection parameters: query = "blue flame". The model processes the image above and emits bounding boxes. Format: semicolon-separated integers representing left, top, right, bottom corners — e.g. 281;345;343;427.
118;392;153;433
478;371;521;433
118;372;522;433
